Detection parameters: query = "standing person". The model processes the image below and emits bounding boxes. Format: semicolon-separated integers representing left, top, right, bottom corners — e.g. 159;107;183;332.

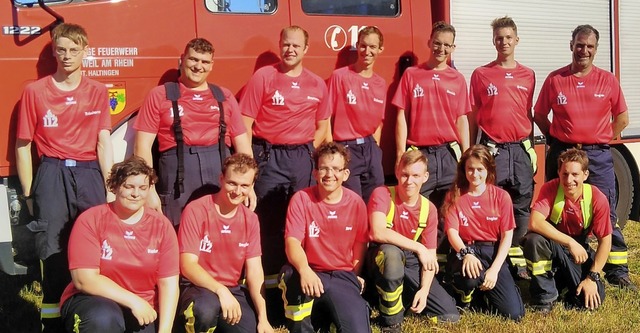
278;142;370;333
16;22;113;332
523;149;611;313
443;145;525;321
177;153;273;333
240;25;331;312
327;26;386;204
134;38;252;227
59;156;179;333
367;150;460;333
533;24;634;289
469;16;536;279
392;20;471;207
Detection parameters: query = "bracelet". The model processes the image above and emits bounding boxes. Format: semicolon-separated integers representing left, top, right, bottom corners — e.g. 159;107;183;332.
456;247;475;261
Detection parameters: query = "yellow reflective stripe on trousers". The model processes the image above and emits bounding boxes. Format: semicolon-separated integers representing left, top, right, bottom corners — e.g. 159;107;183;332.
379;298;404;316
184;301;216;333
607;251;628;265
264;273;280;289
437;254;447;263
279;274;314;321
375;284;403;303
510;257;527;267
522;138;537;173
452;285;474;303
526;259;553;276
508;247;524;257
73;313;81;333
41;302;60;319
449;142;462;162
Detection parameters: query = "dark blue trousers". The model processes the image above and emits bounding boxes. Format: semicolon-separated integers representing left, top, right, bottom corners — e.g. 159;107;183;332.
61;294;155;333
337;136;384;204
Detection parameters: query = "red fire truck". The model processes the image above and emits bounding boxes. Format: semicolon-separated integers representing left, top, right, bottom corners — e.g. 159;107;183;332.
1;0;638;275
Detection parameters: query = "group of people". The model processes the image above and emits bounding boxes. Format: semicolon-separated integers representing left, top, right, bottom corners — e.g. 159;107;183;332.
15;13;632;333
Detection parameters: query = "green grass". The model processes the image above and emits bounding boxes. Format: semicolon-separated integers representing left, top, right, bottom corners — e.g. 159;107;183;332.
5;222;640;332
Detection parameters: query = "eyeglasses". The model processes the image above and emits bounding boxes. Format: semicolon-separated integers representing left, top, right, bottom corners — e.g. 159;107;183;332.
432;41;454;50
55;47;83;57
317;166;346;175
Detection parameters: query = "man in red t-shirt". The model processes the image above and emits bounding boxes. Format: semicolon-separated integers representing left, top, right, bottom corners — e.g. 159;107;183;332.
327;26;386;204
240;25;331;312
134;38;252;226
533;24;632;289
177;153;273;333
469;17;536;279
16;23;113;332
367;150;459;332
523;149;612;313
279;142;370;333
393;21;471;209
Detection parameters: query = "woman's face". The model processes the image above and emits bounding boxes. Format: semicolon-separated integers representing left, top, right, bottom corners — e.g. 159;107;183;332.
114;174;150;215
465;157;488;189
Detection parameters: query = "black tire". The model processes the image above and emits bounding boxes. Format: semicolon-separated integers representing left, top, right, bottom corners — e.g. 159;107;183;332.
613;147;634;229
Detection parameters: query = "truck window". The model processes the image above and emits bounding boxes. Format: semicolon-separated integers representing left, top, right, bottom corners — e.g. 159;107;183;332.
204;0;276;13
301;0;399;16
14;0;69;6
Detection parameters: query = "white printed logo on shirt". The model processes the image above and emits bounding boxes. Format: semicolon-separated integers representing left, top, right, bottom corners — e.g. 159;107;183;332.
168;104;185;117
459;211;469;227
413;84;424;98
193;94;203;101
361;82;369;90
505;73;514;79
347;90;357;105
432;74;440;81
309;221;320;238
291;82;300;89
557;92;568;105
486;216;499;222
43;110;59;128
272;90;285;106
65;96;77;105
576;82;586;89
471;201;481;209
101;240;113;260
327;211;338;219
221;225;231;234
124;230;135;240
199;235;213;253
239;242;249;248
487;83;498;96
400;211;409;220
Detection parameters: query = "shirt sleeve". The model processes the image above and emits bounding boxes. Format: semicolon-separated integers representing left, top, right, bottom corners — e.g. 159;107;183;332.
499;191;516;232
223;91;248;138
590;188;613;239
157;217;180;278
609;74;628;116
367;186;391;216
469;69;481;108
17;85;38;141
391;70;410;110
97;85;112;131
534;74;553;118
458;75;472;117
246;211;262;259
532;181;555;219
133;86;163;134
354;198;369;243
285;191;308;242
239;69;266;119
67;210;103;270
327;71;341;116
315;78;331;121
178;203;203;255
419;201;438;249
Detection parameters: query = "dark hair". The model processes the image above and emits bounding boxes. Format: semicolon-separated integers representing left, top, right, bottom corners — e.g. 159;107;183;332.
184;38;215;55
491;16;517;36
222;153;259;182
558;148;589;172
280;25;309;46
572;24;599;43
313;142;350;168
106;156;157;193
51;23;88;47
442;145;496;216
358;26;384;48
431;21;456;41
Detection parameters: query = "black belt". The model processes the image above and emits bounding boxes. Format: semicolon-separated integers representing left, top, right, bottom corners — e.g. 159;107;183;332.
337;135;375;146
549;136;609;151
253;137;309;150
414;142;451;154
481;134;528;149
41;156;98;168
466;241;496;247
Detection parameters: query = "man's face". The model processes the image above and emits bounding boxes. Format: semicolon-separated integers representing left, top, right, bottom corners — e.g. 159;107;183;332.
220;168;256;207
313;153;349;194
52;37;86;74
493;27;519;57
395;161;428;198
570;32;598;71
356;33;383;68
180;47;213;87
558;161;589;198
428;31;455;64
279;29;308;69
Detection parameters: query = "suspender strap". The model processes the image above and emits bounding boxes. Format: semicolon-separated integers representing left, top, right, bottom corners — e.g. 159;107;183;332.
208;83;227;163
164;82;184;197
386;186;429;242
549;183;593;229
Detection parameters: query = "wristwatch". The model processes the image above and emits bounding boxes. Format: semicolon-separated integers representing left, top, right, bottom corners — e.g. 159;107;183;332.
456;247;475;261
587;271;601;282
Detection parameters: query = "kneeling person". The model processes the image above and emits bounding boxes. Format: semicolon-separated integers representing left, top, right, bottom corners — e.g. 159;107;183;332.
279;142;371;333
368;150;459;332
178;154;273;333
523;148;611;312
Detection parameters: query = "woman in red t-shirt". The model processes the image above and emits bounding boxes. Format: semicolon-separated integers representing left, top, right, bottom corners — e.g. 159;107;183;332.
443;145;524;321
59;156;179;333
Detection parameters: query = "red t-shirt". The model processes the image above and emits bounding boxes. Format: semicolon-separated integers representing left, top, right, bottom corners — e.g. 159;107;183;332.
391;64;471;146
328;66;387;141
368;186;438;249
285;187;369;272
470;62;535;142
60;204;179;308
445;184;515;243
534;65;627;144
134;82;246;152
240;65;331;145
532;179;612;238
17;76;111;160
178;195;262;287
